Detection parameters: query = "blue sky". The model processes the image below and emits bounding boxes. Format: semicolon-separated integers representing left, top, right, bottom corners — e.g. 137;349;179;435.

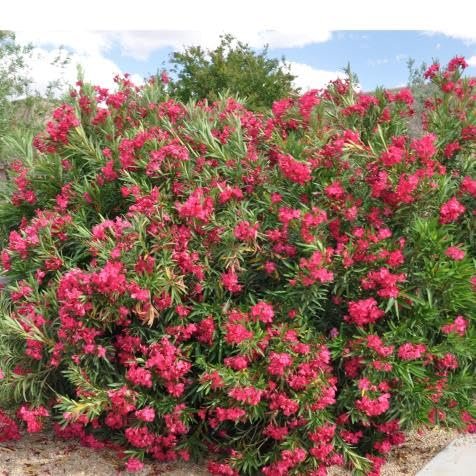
110;31;476;91
16;30;476;94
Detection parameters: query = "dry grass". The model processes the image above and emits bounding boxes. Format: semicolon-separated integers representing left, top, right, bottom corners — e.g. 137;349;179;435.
0;427;460;476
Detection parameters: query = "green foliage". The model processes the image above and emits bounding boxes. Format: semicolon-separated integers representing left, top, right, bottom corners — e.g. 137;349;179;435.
169;34;297;111
0;57;474;475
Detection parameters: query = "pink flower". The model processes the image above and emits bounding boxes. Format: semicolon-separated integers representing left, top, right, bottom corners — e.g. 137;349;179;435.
228;386;264;405
225;323;253;345
438;353;458;370
224;355;249;370
250;301;275;323
424;63;440;79
234;221;259;241
356;393;391;416
215;407;246;422
126;366;153;388
397;343;426;360
441;316;468;336
134;407;155;422
460;176;476;197
444;141;461;159
0;410;21;442
278;154;312;185
325;181;346;200
263;423;289;440
380;145;405;167
440;197;465;224
125;426;154;448
447;55;468;72
445;246;465;261
125;457;144;473
17;405;49;433
411;134;437;161
176;188;214;222
345;298;385;326
267;352;293;376
221;269;242;293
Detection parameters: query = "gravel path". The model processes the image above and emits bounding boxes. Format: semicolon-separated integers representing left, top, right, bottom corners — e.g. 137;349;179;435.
0;427;459;475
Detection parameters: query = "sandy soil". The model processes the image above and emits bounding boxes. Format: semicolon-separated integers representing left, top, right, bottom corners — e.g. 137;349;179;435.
0;427;459;476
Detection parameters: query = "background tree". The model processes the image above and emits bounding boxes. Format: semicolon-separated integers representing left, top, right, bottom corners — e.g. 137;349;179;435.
406;57;438;136
0;31;69;181
0;31;31;164
169;34;297;110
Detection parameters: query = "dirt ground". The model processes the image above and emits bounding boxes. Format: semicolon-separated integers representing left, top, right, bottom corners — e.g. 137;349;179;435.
0;427;459;476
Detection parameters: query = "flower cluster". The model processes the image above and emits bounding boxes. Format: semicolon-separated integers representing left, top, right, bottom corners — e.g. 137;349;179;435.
0;57;474;476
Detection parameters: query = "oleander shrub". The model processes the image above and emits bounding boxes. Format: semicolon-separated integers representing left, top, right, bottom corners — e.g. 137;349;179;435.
0;58;474;475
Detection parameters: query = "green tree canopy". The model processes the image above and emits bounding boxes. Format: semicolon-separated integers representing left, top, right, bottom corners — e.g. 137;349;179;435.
169;34;297;111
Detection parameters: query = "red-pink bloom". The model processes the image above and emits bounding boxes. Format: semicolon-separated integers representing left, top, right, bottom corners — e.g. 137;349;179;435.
444;141;461;158
215;407;246;422
263;423;289;440
356;393;391;416
424;63;440;79
267;352;293;376
224;355;249;370
233;221;259;241
126;366;153;388
461;176;476;197
441;316;468;336
325;181;346;200
438;353;459;370
228;386;264;405
397;343;426;360
250;301;275;323
380;145;405;167
298;89;320;121
439;197;465;224
221;269;242;293
278;207;301;224
361;267;406;298
125;426;154;448
201;371;224;390
208;461;239;476
176;188;214;222
345;298;385;326
264;261;277;274
366;335;394;357
0;410;21;442
445;246;466;261
134;407;155;422
125;457;145;473
278;154;312;184
447;55;468;72
224;323;253;345
268;393;299;416
17;405;49;433
411;134;437;161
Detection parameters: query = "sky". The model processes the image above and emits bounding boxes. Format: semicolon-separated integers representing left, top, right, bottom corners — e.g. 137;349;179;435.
12;30;476;95
5;0;476;95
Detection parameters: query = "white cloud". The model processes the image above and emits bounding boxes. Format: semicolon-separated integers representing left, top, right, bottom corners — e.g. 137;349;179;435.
16;30;333;63
368;58;389;67
287;62;346;91
467;56;476;67
13;30;334;94
14;33;147;96
15;31;113;57
423;29;476;45
23;47;143;97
